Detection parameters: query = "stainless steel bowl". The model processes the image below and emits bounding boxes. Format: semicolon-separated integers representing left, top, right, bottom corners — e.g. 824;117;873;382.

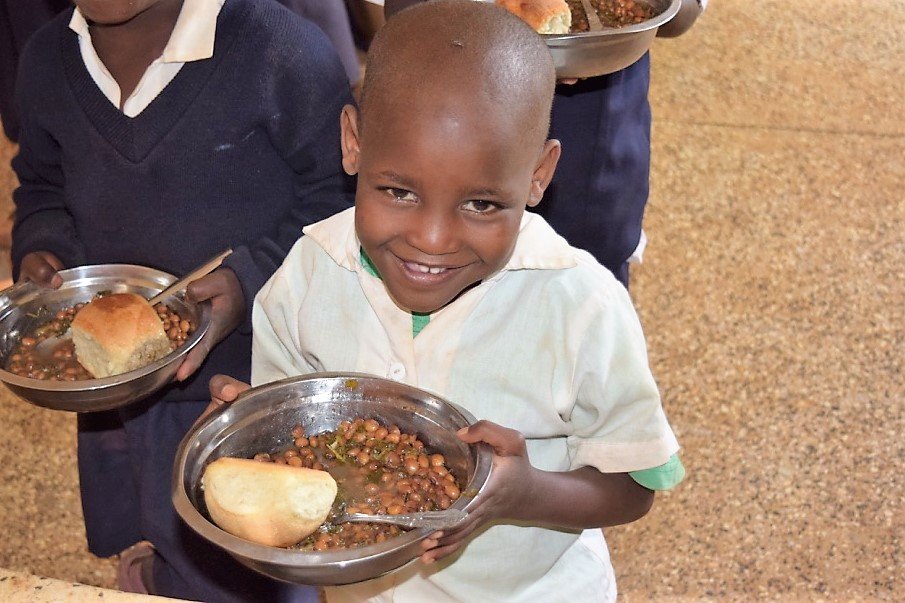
173;373;493;586
545;0;681;78
0;264;211;412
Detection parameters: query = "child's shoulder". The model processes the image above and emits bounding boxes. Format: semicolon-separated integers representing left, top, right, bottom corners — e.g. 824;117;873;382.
19;7;71;62
226;0;342;59
530;250;631;319
16;8;73;95
513;214;629;307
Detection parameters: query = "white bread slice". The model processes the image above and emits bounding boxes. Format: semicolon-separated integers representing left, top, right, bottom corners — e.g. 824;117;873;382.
202;457;338;547
496;0;572;34
70;293;171;378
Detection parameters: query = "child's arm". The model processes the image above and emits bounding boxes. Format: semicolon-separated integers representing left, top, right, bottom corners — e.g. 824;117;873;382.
179;22;355;380
419;420;654;564
218;21;354;336
10;33;88;283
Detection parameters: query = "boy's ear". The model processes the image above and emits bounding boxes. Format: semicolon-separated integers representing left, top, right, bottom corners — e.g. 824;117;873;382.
527;139;561;207
340;105;361;176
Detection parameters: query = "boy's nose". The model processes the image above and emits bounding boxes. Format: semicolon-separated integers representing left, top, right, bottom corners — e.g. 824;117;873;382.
406;209;460;257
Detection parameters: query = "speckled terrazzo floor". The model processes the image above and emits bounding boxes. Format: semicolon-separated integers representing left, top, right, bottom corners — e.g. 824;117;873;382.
0;0;902;600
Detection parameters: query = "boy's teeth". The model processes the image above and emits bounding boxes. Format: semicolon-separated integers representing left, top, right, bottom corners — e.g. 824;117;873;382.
407;262;446;274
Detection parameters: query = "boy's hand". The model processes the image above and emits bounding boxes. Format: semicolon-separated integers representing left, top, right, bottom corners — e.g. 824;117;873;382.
419;420;537;564
175;267;245;381
193;374;250;427
18;251;64;288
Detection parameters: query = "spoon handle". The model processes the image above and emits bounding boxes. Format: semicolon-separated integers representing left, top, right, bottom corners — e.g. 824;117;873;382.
148;249;233;306
338;508;467;530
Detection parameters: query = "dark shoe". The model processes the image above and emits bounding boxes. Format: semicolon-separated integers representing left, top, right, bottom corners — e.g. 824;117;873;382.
116;540;156;595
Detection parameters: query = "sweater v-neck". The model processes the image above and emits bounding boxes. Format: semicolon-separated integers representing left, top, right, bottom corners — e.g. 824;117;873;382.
59;1;248;163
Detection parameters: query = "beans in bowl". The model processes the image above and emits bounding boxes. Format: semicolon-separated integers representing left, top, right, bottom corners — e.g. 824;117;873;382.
566;0;655;32
253;417;464;550
4;297;193;381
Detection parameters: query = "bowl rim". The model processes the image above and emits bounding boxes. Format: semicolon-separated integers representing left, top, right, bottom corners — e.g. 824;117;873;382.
543;0;681;43
0;264;212;392
172;372;494;569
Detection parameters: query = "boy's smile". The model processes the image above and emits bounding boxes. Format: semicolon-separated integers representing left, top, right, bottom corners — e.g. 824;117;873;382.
343;101;559;314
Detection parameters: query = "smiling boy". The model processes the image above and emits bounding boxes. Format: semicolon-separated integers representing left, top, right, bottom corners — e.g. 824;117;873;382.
227;1;684;600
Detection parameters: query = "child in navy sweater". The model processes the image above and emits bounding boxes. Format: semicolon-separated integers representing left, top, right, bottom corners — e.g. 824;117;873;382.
11;0;351;600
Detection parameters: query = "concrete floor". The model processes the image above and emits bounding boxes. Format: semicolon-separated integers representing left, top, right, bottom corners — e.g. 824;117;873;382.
0;0;902;600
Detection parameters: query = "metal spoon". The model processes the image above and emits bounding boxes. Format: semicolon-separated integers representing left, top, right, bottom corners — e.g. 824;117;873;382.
147;248;232;305
33;249;232;357
335;508;467;530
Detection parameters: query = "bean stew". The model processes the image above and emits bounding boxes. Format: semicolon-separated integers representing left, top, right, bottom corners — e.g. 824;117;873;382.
4;295;193;381
252;417;465;551
565;0;656;32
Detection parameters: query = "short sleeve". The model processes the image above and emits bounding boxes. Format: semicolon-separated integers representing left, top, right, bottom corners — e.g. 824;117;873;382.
565;271;680;473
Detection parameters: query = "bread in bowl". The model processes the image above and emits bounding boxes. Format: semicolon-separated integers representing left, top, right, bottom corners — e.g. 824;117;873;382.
202;457;338;547
496;0;572;34
70;293;172;378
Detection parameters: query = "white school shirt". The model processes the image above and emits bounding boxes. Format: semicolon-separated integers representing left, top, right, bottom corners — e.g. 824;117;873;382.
252;208;680;602
69;0;225;117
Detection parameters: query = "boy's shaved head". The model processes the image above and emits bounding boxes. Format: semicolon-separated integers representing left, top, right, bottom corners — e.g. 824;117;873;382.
344;0;562;314
360;0;556;147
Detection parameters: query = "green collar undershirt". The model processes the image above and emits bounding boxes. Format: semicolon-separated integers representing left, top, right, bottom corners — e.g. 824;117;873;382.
360;248;430;338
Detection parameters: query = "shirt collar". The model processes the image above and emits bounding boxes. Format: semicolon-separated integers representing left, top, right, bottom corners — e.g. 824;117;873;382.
69;0;225;64
303;207;578;276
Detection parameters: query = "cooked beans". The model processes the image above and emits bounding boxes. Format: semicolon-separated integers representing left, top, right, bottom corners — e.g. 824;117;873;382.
4;298;193;381
565;0;655;32
591;0;654;27
254;417;463;551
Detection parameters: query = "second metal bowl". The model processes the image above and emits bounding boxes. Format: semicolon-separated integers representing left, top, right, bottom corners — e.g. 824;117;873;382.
544;0;681;78
0;264;211;412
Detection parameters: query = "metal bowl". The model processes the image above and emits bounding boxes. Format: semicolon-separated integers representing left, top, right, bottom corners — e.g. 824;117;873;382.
545;0;681;78
0;264;211;412
172;373;493;586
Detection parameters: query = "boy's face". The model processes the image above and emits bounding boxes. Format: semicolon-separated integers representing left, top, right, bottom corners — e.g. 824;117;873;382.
341;98;559;314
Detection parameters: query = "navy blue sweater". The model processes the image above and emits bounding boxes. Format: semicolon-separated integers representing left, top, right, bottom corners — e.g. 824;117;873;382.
11;0;354;402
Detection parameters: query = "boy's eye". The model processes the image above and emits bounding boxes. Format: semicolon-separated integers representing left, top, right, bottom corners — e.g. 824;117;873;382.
462;200;500;214
384;187;417;202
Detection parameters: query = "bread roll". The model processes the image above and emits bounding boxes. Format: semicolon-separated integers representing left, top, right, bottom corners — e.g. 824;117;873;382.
496;0;572;34
202;457;338;547
70;293;171;378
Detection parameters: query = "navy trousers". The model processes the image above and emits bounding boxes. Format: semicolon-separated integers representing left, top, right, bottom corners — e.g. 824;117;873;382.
537;54;652;287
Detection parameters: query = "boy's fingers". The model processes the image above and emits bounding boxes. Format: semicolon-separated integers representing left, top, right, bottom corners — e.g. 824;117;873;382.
186;268;242;305
185;271;221;303
20;252;64;288
420;541;462;564
208;374;250;401
457;420;526;455
175;336;212;381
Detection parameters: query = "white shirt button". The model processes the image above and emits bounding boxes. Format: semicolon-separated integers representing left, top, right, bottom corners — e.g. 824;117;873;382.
388;363;406;380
